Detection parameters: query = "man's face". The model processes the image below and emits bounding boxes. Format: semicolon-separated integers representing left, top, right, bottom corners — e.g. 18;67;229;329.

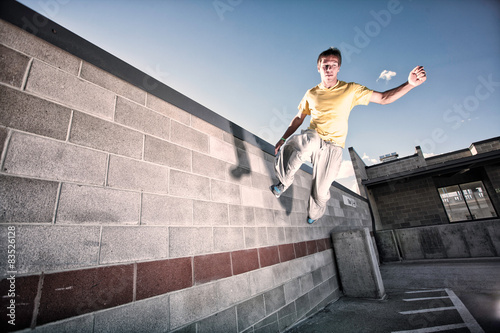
317;55;341;87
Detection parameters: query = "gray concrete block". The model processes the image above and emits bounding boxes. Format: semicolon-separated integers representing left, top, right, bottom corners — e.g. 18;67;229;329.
299;273;314;294
193;200;228;226
70;112;143;159
171;121;209;153
107;155;168;193
278;302;297;332
0;85;71;141
0;44;30;88
0;225;100;275
16;314;94;333
141;193;193;225
229;205;255;226
3;132;107;185
272;263;291;286
94;294;169;333
99;226;168;264
0;175;58;223
249;267;274;295
146;93;190;125
191;116;225;139
254;208;275;226
169;170;210;200
209;136;236;164
197;306;237;333
294;293;311;320
25;60;115;119
244;226;268;248
236;295;266;331
213;227;245;252
264;286;286;315
267;227;286;246
283;279;301;304
80;62;145;104
0;20;81;75
144;135;191;171
56;183;141;224
169;227;212;257
211;179;241;204
115;97;170;140
240;187;265;209
192;151;227;181
0;126;7;156
331;228;386;299
170;283;219;329
216;274;250;309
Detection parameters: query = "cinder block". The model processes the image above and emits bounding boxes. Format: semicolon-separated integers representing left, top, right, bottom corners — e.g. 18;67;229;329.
279;243;296;262
146;93;190;125
259;246;280;268
192;151;227;181
70;111;143;159
0;85;71;141
264;286;286;315
194;252;232;284
227;164;253;187
232;249;260;275
38;265;134;325
299;273;314;294
141;193;193;226
216;274;251;309
193;200;228;226
236;294;266;332
99;226;169;264
213;227;245;252
169;170;210;200
278;302;297;332
0;126;7;156
191;115;225;138
3;132;107;185
254;208;274;226
169;283;219;329
268;227;286;246
0;174;58;223
56;183;140;224
169;227;213;257
80;62;145;104
295;293;311;320
229;205;255;226
20;314;94;333
243;227;269;248
115;97;170;140
209;136;237;164
248;267;274;295
93;294;169;333
144;135;192;171
0;225;100;274
0;20;81;75
254;313;278;333
0;44;30;88
197;306;237;333
107;155;168;193
136;257;193;300
25;60;115;119
241;186;265;208
283;279;301;304
171;121;209;153
211;179;241;204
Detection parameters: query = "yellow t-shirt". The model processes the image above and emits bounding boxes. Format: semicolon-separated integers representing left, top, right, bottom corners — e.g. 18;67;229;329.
298;81;373;148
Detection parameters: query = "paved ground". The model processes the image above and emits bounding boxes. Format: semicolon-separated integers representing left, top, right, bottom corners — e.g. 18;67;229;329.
287;258;500;333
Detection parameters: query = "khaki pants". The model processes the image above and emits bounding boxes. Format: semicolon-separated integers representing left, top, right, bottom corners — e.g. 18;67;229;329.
274;129;343;220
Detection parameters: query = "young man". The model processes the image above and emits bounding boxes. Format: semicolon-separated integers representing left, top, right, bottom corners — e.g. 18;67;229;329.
270;47;427;224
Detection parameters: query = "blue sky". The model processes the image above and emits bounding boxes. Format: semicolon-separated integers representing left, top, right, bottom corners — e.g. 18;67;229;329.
17;0;500;193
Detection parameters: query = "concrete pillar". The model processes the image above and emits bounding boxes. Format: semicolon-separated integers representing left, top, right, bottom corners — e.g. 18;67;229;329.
331;228;386;299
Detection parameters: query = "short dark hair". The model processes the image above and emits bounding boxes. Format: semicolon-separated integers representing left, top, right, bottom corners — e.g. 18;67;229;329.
317;47;342;66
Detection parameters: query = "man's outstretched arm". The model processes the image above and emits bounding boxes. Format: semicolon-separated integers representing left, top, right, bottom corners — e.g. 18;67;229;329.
274;111;307;155
370;66;427;105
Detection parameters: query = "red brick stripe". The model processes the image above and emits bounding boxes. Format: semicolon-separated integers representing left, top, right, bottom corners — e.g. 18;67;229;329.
2;238;331;330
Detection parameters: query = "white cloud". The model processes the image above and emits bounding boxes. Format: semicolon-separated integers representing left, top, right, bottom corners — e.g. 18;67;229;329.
377;70;397;82
362;153;378;165
336;160;355;180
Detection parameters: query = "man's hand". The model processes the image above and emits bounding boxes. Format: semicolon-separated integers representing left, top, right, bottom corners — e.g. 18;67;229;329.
274;140;285;155
408;66;427;87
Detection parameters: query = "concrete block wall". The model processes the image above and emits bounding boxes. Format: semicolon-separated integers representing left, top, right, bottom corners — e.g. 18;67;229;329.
365;147;426;180
0;10;372;333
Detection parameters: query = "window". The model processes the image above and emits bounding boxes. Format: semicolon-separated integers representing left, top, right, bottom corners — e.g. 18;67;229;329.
438;181;497;222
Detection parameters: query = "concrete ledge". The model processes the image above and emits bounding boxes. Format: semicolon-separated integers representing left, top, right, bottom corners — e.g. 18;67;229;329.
332;228;386;299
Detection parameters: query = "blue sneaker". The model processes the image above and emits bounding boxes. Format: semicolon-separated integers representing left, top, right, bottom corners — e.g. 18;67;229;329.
307;217;316;224
270;182;284;198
